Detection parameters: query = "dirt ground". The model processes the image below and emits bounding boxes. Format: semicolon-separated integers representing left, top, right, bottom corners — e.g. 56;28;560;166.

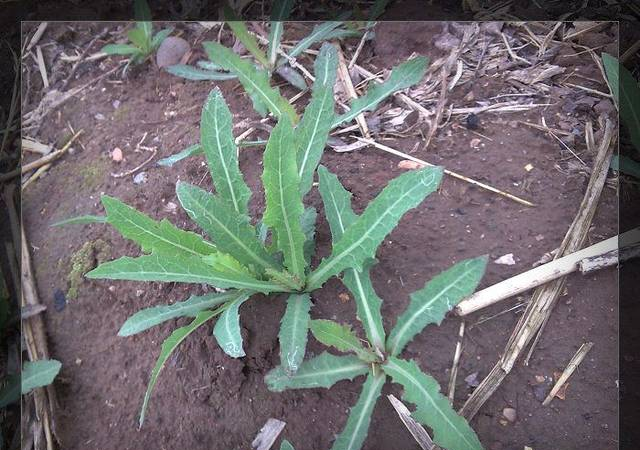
21;21;619;450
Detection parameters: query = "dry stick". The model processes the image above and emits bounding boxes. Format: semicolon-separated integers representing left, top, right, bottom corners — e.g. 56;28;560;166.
251;418;286;450
0;130;83;182
387;395;438;450
423;68;448;152
500;32;530;65
26;22;48;53
354;136;535;207
562;82;612;98
459;118;615;421
455;232;632;316
448;321;466;404
110;147;158;178
538;21;563;58
22;163;53;190
61;29;110;91
336;43;370;138
35;45;49;89
348;29;370;68
542;342;594;406
1;44;19;155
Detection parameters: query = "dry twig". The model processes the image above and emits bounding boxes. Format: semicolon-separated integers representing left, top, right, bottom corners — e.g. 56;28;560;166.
542;342;594;406
387;395;438;450
448;321;465;403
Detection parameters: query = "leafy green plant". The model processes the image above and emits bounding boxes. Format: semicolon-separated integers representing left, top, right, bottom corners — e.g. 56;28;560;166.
58;42;434;426
0;360;62;408
265;164;488;450
101;0;173;66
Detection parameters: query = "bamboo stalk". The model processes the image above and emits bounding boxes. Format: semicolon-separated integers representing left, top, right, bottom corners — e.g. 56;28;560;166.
542;342;594;406
354;136;536;207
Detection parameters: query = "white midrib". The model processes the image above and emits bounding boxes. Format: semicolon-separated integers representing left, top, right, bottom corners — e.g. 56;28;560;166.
387;360;476;449
277;141;302;276
225;57;283;117
182;191;276;271
298;91;329;180
344;375;384;450
209;101;240;214
326;188;384;349
315;330;361;354
309;179;429;287
285;296;304;364
286;363;365;382
268;24;281;65
389;266;475;356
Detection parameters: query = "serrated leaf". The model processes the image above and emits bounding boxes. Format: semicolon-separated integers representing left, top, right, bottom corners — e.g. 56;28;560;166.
310;319;376;362
280;441;295;450
332;56;428;128
165;64;237;80
50;215;107;227
85;254;284;294
308;166;443;290
387;256;487;356
202;252;254;278
602;53;640;150
265;352;368;392
176;182;279;274
204;41;298;124
224;6;270;68
331;372;385;450
279;293;312;375
383;357;484;450
268;0;294;66
119;290;248;336
157;143;204;166
301;207;317;266
286;15;351;59
139;310;219;427
265;267;305;291
317;165;386;350
101;44;141;55
213;293;251;357
200;88;252;214
151;28;173;50
21;360;62;394
101;195;216;257
297;44;337;198
262;117;307;278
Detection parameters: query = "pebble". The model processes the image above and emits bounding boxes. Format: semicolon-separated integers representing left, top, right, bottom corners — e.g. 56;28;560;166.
53;289;66;312
156;36;190;68
111;147;123;162
94;113;106;121
464;371;480;388
112;99;121;109
466;113;479;130
494;253;516;265
133;172;148;184
502;407;517;423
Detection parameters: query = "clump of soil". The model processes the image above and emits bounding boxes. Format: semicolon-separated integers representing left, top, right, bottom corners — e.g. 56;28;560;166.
66;239;110;299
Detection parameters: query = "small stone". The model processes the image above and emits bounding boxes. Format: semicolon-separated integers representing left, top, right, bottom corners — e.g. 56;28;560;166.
112;99;121;109
524;163;534;172
494;253;516;265
469;138;482;149
94;113;106;121
464;90;475;102
464;372;480;388
466;113;479;130
108;286;116;292
338;293;350;303
534;374;546;383
398;160;425;170
535;234;544;242
533;384;547;401
111;147;123;162
133;172;148;185
162;201;178;214
53;289;66;312
75;358;82;365
135;289;145;297
502;407;517;423
156;36;190;68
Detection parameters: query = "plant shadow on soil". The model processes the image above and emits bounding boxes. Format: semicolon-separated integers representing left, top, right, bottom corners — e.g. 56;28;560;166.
22;21;620;450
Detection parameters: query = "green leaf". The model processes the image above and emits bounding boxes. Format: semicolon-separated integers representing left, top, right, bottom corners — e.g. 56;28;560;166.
310;319;377;362
308;166;443;290
301;207;317;266
200;88;252;214
151;28;173;50
101;43;141;55
287;15;351;59
278;294;312;375
367;0;390;22
118;290;248;336
50;215;107;227
202;252;254;278
197;60;224;71
22;360;62;394
275;65;307;90
323;29;363;40
134;0;152;22
602;53;640;151
204;41;299;124
0;374;20;408
280;441;295;450
101;195;216;257
265;352;368;392
176;182;278;274
86;254;284;294
166;64;237;80
387;256;487;356
157;143;204;166
611;154;640;179
297;43;337;198
341;267;385;351
127;27;149;52
332;56;429;128
213;292;251;357
268;0;295;67
224;6;270;68
262;117;307;278
383;357;484;450
139;310;218;427
331;372;385;450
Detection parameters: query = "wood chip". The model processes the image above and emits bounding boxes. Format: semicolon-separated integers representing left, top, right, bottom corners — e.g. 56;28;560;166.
251;418;286;450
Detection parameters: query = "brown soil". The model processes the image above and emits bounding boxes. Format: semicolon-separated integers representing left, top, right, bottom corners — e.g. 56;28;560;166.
22;22;619;450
